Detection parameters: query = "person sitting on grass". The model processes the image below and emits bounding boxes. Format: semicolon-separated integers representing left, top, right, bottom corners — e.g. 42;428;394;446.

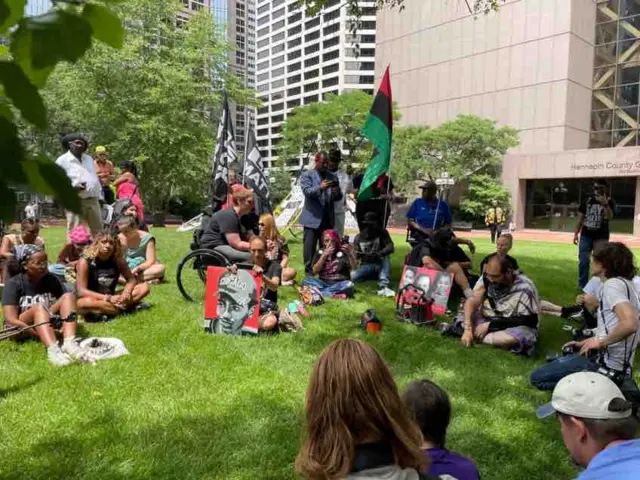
403;379;480;480
76;232;150;321
421;227;474;301
301;229;357;298
445;254;540;356
2;245;83;366
122;202;148;232
245;236;281;332
200;188;255;263
296;338;435;480
117;216;165;283
530;242;640;391
258;213;297;286
351;211;396;298
49;225;92;287
1;218;45;283
479;233;519;273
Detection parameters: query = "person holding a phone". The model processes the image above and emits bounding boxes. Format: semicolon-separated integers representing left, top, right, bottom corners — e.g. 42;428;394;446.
55;133;103;235
574;180;615;289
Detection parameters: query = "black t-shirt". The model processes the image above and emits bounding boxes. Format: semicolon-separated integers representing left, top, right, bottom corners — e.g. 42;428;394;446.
260;259;282;306
354;230;394;264
354;175;394;229
579;196;615;240
86;256;121;295
424;242;470;267
201;209;242;248
2;273;64;313
480;254;519;273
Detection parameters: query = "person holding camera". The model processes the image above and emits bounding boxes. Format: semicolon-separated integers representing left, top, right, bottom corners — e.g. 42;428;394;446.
574;180;615;289
351;212;395;297
299;152;342;275
536;372;640;479
530;242;639;392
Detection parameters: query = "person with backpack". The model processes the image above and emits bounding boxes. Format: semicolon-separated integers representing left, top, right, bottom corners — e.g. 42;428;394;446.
530;242;640;392
296;338;437;480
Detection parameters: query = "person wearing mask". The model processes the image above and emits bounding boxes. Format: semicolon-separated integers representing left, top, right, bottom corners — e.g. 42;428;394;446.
530;242;640;391
484;200;505;244
55;133;103;235
302;229;357;298
536;372;640;479
0;219;46;283
354;173;395;231
296;338;435;480
406;180;452;245
258;213;296;285
574;180;615;289
403;379;480;480
76;232;150;321
449;254;540;356
351;211;395;297
299;152;342;275
328;148;353;236
93;145;116;204
117;216;166;283
479;233;519;273
114;160;145;223
200;188;255;263
2;245;83;366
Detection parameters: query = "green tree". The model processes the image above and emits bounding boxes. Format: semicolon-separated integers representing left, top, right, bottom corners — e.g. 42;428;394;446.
0;0;125;220
26;0;252;218
459;174;511;219
279;91;374;167
298;0;504;18
268;163;293;208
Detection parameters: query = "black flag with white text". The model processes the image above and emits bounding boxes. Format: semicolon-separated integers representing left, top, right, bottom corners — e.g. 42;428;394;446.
210;94;237;211
243;127;272;215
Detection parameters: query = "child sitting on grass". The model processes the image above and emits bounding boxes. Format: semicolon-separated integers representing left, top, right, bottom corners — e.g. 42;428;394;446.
403;379;480;480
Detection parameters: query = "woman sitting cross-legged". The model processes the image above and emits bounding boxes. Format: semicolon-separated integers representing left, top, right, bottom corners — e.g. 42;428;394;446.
1;218;45;283
258;213;297;285
301;229;356;298
296;338;435;479
2;245;83;366
76;232;150;321
117;215;165;283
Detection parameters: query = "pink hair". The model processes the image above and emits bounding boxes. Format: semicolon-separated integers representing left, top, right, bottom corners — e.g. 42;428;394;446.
322;229;342;249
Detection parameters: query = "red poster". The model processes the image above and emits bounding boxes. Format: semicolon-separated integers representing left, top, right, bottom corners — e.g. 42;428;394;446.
398;265;454;316
204;266;262;335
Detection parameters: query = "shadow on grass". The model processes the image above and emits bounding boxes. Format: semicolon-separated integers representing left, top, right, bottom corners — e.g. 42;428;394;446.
0;377;42;402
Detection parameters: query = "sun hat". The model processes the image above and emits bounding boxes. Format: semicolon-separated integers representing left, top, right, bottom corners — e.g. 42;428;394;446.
536;372;633;420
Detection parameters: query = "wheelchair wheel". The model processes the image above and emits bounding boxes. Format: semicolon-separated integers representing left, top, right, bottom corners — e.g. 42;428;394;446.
176;249;230;302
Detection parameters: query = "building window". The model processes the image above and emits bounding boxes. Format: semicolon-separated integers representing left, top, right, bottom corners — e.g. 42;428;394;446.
323;63;339;75
288;50;301;61
272;67;285;77
305;17;320;29
288;37;301;49
324;9;340;22
257;72;269;82
258;26;269;37
288;2;299;11
258;61;269;71
304;56;319;67
304;94;318;105
322;77;339;88
344;61;374;71
305;44;319;55
289;62;301;72
273;55;285;66
273;7;285;19
305;30;320;42
257;84;269;92
289;12;302;24
272;114;284;123
304;82;319;92
323;37;339;49
258;4;269;15
344;75;374;84
272;32;285;42
323;23;339;36
272;79;285;89
272;91;284;101
288;25;302;36
258;38;269;48
305;69;319;80
273;20;285;31
323;50;339;62
272;43;285;54
287;99;301;108
273;0;284;6
258;117;269;126
272;103;284;112
257;15;269;26
288;74;301;84
258;128;269;137
288;86;301;96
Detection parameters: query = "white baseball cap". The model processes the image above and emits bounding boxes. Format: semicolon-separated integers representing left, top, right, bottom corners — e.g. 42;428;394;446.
536;372;633;420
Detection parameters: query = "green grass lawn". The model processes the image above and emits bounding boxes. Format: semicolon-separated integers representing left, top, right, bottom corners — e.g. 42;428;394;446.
1;228;638;479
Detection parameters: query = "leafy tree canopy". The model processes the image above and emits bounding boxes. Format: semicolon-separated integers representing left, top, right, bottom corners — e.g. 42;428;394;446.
0;0;127;220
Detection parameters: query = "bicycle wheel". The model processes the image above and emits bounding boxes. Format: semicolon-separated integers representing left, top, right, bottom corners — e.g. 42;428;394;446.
176;249;230;302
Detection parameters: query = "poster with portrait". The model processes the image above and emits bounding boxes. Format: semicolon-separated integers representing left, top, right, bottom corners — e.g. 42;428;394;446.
204;267;262;335
398;265;454;316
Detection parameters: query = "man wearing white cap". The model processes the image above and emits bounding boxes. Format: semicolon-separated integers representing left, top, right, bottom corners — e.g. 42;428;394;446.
537;372;640;479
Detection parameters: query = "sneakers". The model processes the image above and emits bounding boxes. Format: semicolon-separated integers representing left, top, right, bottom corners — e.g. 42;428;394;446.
61;338;83;360
134;302;151;312
377;287;395;297
47;344;73;367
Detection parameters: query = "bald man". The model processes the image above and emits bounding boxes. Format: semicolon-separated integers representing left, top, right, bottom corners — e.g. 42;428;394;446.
452;253;540;355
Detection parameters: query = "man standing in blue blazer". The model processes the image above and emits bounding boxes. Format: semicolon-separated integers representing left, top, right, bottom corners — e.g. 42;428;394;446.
299;152;343;274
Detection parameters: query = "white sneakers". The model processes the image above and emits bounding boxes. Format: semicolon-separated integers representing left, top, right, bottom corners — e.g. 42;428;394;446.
61;338;84;360
47;344;73;367
377;287;396;297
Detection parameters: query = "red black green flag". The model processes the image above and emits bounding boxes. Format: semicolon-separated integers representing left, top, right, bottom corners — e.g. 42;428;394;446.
358;66;392;201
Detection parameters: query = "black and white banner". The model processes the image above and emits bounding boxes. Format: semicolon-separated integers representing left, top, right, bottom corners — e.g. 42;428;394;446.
211;94;237;210
243;127;272;215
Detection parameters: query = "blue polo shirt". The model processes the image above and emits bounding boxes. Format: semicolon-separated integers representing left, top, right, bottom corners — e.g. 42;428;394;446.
406;198;452;230
577;439;640;480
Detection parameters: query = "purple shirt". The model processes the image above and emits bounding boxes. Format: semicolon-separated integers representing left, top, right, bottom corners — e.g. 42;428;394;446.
426;447;480;480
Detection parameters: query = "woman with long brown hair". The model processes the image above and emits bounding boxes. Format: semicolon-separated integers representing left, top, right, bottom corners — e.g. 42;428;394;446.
296;338;434;479
258;213;296;285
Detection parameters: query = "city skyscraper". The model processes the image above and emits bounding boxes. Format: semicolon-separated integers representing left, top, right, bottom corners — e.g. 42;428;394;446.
254;0;377;170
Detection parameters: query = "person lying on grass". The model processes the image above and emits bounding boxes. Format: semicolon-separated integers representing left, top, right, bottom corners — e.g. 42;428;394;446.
76;232;150;322
258;213;297;286
443;254;540;356
403;379;480;480
296;338;436;479
2;245;83;367
117;215;165;283
1;218;45;283
300;229;357;298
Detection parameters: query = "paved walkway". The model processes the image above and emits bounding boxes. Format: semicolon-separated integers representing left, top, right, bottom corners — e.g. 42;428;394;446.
386;228;640;248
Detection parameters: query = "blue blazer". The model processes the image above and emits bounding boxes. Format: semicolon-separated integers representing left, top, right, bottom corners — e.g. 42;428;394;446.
299;169;342;229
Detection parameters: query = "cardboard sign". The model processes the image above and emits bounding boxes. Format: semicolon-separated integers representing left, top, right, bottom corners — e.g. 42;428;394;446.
204;267;262;335
399;265;454;315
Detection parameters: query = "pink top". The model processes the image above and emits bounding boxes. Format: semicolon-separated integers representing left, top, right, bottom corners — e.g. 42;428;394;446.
117;181;145;221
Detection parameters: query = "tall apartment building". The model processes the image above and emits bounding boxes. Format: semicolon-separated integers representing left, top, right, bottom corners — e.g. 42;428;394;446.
212;0;256;157
254;0;377;170
376;0;640;236
25;0;51;15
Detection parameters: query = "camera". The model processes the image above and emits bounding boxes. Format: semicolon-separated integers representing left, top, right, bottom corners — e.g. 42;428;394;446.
597;366;627;387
